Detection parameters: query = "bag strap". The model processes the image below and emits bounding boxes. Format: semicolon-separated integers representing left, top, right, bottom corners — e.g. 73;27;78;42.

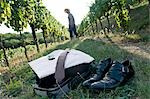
54;50;69;83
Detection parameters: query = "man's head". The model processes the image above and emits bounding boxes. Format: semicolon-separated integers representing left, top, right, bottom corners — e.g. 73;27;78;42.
64;8;70;14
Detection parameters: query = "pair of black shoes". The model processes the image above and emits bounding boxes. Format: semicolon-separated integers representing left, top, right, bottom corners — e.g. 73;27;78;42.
82;58;135;90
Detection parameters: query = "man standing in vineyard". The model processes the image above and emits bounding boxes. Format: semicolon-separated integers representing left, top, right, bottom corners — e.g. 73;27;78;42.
64;9;78;39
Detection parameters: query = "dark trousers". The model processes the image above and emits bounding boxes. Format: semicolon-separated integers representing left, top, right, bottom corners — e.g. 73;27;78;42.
69;26;78;39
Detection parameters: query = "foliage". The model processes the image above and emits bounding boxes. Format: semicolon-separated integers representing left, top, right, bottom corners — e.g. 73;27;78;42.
0;0;11;24
112;0;130;31
78;0;131;33
78;16;90;35
0;0;69;66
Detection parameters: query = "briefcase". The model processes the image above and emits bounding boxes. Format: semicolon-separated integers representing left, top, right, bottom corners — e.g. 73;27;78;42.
29;49;94;98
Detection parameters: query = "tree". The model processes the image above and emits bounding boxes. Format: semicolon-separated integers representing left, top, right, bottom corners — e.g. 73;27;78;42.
89;3;99;32
103;0;113;30
77;16;90;36
35;5;50;48
94;0;113;32
0;35;9;67
0;0;11;67
35;0;50;48
112;0;130;32
22;0;40;52
78;0;131;35
93;0;105;33
6;0;29;61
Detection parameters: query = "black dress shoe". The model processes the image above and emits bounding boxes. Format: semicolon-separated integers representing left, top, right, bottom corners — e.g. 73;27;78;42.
90;60;135;90
82;58;113;87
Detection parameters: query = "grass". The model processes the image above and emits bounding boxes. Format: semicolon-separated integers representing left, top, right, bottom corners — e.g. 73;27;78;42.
0;37;149;99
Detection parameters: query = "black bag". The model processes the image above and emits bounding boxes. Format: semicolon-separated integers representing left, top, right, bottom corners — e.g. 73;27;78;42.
29;49;94;98
33;69;91;98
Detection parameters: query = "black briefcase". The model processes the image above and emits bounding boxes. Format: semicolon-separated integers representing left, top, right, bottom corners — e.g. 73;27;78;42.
29;49;94;98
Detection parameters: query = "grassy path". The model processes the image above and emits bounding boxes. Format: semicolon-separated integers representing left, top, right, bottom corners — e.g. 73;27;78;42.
0;36;150;99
